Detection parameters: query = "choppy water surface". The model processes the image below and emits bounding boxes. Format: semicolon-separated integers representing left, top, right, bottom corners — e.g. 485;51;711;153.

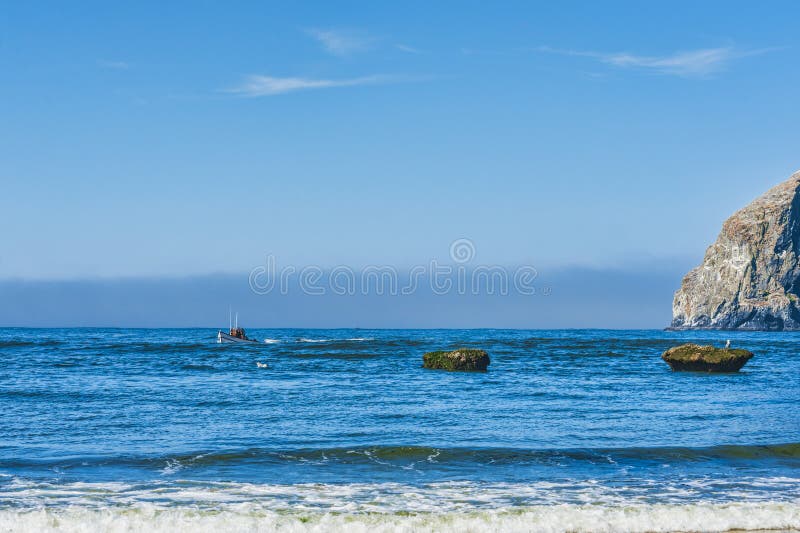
0;328;798;531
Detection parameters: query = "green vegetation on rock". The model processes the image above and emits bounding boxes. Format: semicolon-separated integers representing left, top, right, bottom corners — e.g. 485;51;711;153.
661;343;754;372
422;349;490;371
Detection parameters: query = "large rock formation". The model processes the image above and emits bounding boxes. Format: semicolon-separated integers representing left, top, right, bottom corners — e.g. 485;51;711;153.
672;171;800;330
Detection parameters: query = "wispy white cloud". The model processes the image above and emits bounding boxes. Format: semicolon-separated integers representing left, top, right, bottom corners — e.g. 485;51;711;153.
97;59;129;70
396;44;423;54
227;74;393;97
537;45;777;77
306;28;372;56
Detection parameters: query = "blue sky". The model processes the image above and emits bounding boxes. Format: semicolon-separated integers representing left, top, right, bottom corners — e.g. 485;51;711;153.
1;2;800;326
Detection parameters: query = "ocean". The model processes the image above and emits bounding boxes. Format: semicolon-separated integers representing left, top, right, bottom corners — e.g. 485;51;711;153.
0;328;798;532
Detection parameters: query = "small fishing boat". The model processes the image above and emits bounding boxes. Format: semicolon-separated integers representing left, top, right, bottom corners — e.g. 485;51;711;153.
217;329;260;343
217;311;260;344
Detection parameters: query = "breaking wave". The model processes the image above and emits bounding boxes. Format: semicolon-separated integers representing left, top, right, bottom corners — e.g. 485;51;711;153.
0;493;797;532
3;474;800;510
4;443;798;473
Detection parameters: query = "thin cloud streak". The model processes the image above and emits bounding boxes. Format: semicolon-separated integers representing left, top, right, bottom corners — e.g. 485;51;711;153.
227;74;392;97
306;28;372;56
396;44;423;54
537;45;778;77
97;59;129;70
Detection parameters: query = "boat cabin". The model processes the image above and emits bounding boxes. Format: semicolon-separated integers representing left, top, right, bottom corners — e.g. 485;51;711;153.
229;327;247;339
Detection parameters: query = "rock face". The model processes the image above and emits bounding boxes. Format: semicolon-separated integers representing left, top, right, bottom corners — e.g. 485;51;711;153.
672;171;800;330
661;343;754;372
422;349;490;371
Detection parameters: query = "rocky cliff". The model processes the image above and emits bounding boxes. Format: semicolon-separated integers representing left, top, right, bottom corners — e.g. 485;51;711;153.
671;171;800;330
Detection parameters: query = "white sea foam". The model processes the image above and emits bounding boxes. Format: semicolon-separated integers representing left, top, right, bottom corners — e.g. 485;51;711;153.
0;502;798;533
5;478;800;510
159;459;183;475
263;339;280;344
2;478;799;532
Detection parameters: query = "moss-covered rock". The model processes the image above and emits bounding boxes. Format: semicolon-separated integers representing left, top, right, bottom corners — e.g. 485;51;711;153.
661;343;753;372
422;348;490;371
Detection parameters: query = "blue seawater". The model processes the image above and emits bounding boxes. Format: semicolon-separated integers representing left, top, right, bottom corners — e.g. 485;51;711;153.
0;328;798;531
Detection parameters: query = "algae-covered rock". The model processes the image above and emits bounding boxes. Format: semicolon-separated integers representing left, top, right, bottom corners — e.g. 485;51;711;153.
661;343;753;372
422;349;490;371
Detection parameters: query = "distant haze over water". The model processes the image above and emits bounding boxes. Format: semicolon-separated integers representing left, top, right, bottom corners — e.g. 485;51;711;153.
0;262;688;328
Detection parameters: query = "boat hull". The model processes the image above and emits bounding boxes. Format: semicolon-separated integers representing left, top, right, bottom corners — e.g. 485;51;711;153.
217;331;260;344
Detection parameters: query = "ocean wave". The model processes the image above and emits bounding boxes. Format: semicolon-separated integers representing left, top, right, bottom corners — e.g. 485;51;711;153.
0;501;798;532
168;442;800;466
298;338;375;343
0;339;62;348
263;339;281;344
284;351;386;359
5;443;798;473
4;477;800;510
69;341;214;354
179;363;216;371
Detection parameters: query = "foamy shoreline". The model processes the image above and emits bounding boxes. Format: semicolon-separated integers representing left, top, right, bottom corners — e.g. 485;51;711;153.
2;502;798;533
